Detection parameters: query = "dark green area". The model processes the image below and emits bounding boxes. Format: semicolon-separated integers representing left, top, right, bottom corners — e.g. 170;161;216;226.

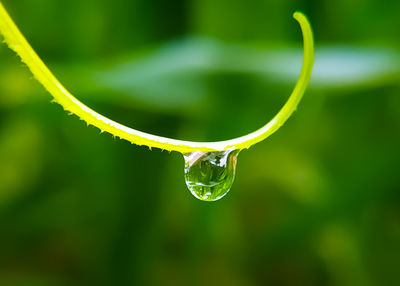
0;0;399;285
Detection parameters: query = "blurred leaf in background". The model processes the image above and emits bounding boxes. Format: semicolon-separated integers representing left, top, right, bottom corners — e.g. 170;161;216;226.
0;0;399;286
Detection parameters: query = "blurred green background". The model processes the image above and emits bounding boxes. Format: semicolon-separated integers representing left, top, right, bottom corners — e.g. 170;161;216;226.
1;0;399;285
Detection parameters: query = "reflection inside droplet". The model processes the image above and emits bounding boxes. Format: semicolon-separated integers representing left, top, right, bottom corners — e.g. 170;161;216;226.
183;149;239;201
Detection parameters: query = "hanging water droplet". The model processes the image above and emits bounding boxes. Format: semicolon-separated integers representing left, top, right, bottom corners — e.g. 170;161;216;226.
183;149;240;202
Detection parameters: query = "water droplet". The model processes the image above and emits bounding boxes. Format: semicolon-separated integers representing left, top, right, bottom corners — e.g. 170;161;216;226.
183;149;240;202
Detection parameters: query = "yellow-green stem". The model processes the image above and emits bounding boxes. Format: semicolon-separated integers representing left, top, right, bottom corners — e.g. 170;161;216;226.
0;2;314;153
